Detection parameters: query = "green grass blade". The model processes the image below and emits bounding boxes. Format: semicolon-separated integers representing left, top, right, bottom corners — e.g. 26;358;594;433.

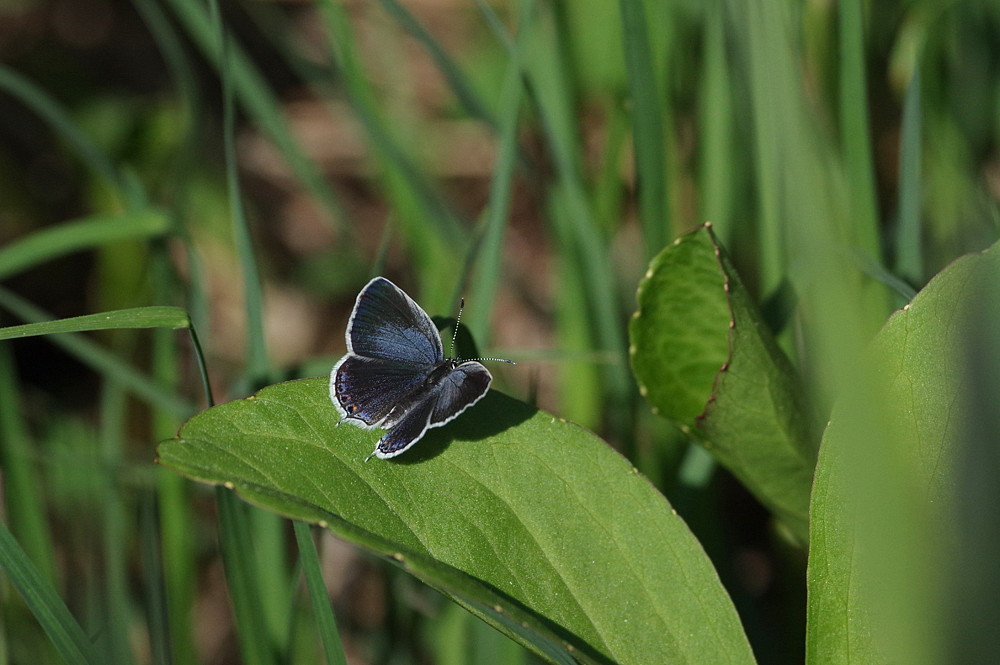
293;522;348;665
0;289;193;417
0;345;57;585
0;210;170;281
461;12;529;343
0;521;103;665
317;0;466;260
0;65;131;205
213;14;269;384
216;488;276;665
376;0;497;127
619;0;669;258
147;248;197;665
164;0;344;227
207;3;291;657
525;4;633;433
138;491;173;665
895;68;923;285
839;0;881;259
0;306;190;341
473;0;516;53
697;5;735;240
97;384;133;665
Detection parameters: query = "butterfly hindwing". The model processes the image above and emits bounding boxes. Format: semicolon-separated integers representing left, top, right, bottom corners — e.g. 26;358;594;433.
331;276;509;461
331;355;432;426
429;361;492;426
373;395;437;459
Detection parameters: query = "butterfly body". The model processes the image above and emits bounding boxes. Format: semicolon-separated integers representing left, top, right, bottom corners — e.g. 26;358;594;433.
330;277;501;460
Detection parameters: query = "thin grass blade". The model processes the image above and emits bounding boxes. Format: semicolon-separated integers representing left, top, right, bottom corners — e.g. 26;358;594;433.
0;210;170;281
619;0;669;258
0;521;103;665
376;0;497;127
164;0;343;226
461;5;530;342
895;68;923;285
216;488;276;665
0;65;134;205
0;289;193;417
839;0;881;259
0;306;190;341
293;522;348;665
0;345;57;585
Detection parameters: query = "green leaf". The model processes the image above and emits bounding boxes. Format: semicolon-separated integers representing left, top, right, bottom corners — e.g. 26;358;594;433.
0;306;190;341
629;224;815;542
159;379;756;665
806;241;1000;665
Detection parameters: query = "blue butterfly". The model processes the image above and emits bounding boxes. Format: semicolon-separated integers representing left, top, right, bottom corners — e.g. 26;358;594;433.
330;277;513;461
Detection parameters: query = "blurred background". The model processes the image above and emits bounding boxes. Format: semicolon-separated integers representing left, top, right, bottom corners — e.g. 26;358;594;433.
1;0;998;663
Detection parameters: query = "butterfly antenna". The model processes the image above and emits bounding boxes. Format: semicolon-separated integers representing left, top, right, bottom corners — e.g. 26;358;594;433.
450;297;464;358
452;296;516;365
467;356;516;365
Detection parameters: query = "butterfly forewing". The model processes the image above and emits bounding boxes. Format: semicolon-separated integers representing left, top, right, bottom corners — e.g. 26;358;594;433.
332;276;508;460
347;277;442;365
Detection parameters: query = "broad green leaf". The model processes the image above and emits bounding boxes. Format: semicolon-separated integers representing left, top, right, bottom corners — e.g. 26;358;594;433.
806;241;1000;665
630;224;815;541
0;210;170;281
0;306;190;341
159;379;756;665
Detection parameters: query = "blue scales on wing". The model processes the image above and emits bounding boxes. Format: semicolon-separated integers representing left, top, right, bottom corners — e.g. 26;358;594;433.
332;355;432;427
346;276;442;366
371;360;492;458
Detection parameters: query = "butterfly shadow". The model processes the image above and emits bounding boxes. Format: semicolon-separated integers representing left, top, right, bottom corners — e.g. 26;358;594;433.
391;390;536;464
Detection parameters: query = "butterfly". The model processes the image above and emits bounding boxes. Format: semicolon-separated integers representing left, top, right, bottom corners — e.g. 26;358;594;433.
330;276;514;461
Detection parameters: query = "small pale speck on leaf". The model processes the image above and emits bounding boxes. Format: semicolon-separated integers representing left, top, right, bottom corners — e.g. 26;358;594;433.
318;520;329;528
223;481;235;490
392;553;404;562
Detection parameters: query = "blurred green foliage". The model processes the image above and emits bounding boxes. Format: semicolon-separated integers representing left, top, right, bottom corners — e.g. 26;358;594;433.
0;0;998;663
